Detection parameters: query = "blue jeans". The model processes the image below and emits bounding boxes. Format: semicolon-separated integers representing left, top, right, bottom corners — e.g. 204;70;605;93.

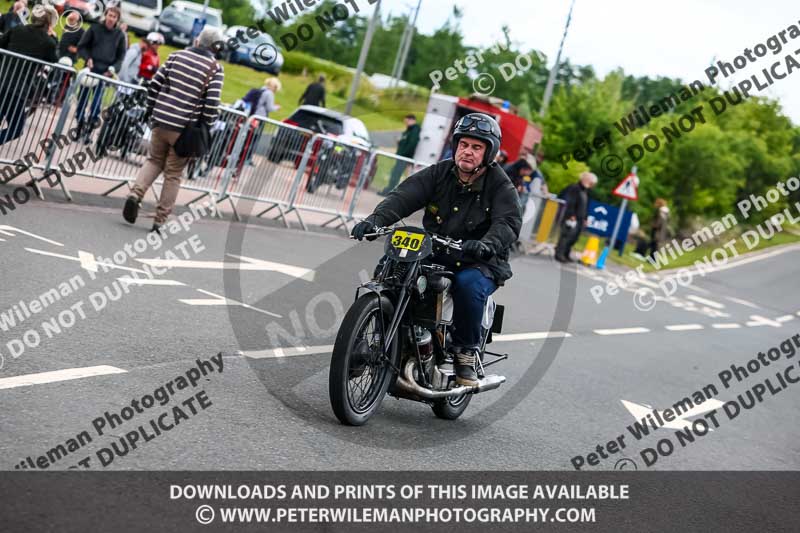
451;267;497;349
0;92;27;146
75;83;105;130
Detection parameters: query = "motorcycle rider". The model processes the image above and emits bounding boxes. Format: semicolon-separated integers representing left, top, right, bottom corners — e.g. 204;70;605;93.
352;113;522;386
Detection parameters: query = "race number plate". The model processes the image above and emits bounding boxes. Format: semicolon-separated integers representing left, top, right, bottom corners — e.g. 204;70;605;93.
391;231;424;252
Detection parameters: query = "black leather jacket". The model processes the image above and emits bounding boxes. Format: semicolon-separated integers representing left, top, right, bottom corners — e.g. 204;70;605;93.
370;160;522;285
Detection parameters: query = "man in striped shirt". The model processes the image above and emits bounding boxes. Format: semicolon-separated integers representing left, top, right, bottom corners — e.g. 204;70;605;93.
123;27;225;232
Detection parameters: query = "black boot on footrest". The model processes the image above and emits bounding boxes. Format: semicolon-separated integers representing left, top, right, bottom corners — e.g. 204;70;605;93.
455;349;479;387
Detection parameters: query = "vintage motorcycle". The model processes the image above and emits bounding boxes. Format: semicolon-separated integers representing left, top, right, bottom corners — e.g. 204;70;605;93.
329;226;508;426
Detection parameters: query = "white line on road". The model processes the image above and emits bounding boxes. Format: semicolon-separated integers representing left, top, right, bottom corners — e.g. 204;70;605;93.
119;278;186;286
180;289;282;318
594;327;650;336
0;237;5;242
0;366;127;390
746;315;783;328
712;323;742;329
135;256;315;281
493;331;572;342
26;248;149;274
726;296;762;309
242;345;335;359
0;225;63;247
686;295;726;309
665;324;705;331
776;315;795;323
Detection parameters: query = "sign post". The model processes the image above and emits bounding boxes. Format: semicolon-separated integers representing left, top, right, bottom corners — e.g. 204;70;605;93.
608;166;639;255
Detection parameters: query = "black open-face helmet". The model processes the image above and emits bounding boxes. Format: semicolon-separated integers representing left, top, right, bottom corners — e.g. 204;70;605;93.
451;113;502;168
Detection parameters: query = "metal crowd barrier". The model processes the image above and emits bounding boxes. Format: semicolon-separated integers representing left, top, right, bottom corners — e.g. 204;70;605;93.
0;48;76;199
219;115;315;226
38;68;247;212
347;149;429;224
283;133;375;231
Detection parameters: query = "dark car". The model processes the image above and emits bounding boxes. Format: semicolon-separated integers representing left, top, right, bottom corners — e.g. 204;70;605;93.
224;25;283;75
267;106;375;193
155;1;224;47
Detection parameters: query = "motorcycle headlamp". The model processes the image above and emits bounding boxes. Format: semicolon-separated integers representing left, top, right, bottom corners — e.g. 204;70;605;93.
415;275;427;295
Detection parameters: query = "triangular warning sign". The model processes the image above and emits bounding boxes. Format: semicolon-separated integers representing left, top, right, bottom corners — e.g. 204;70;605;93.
613;173;639;201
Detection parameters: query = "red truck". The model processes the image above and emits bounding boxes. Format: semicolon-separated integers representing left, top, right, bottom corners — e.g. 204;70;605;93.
414;93;543;166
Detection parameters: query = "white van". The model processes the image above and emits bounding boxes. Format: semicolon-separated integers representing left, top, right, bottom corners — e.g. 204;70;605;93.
121;0;164;36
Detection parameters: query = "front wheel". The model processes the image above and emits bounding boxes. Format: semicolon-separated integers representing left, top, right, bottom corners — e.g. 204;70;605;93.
329;294;396;426
432;393;472;420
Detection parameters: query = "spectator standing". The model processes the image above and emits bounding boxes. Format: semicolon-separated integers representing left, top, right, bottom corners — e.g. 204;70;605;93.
57;11;84;63
503;158;533;207
380;114;421;195
648;198;670;258
75;5;126;141
119;32;163;84
254;77;281;117
555;172;597;263
0;4;57;146
0;2;26;34
122;27;224;232
299;75;326;107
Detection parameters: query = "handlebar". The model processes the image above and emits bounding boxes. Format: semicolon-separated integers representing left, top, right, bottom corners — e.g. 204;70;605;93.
353;226;463;251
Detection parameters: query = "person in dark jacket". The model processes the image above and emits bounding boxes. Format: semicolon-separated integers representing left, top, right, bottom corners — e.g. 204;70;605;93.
74;5;126;141
352;113;522;387
503;158;533;206
0;4;57;147
0;1;26;34
380;114;421;195
555;172;597;263
57;10;84;63
299;75;326;107
648;198;670;258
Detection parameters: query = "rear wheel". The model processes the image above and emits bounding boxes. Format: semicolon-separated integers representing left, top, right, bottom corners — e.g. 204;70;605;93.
329;295;396;426
432;392;472;420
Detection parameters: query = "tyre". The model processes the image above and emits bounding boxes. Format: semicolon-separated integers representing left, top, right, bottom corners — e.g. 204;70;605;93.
329;294;396;426
432;393;472;420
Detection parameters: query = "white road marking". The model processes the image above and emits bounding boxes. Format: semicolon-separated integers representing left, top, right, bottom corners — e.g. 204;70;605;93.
776;315;794;323
594;327;650;336
681;243;800;277
0;225;63;247
712;323;742;329
26;248;149;274
180;289;282;318
621;398;725;431
746;315;783;328
686;295;726;309
118;277;185;286
136;255;315;281
726;296;762;309
493;331;572;342
665;324;705;331
0;237;5;242
243;345;335;359
0;365;127;390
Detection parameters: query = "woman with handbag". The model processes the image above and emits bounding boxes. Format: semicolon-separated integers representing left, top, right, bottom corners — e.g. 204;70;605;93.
122;27;225;233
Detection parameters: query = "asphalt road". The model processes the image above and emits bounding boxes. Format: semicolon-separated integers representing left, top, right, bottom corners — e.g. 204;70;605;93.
1;195;798;471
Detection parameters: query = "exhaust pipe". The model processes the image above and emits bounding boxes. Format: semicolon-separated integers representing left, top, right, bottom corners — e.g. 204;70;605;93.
393;360;505;400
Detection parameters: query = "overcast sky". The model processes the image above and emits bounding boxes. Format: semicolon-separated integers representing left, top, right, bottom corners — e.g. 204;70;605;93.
374;0;799;124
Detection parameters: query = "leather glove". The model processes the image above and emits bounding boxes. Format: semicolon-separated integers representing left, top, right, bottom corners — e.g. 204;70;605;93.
463;240;493;260
351;219;378;241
